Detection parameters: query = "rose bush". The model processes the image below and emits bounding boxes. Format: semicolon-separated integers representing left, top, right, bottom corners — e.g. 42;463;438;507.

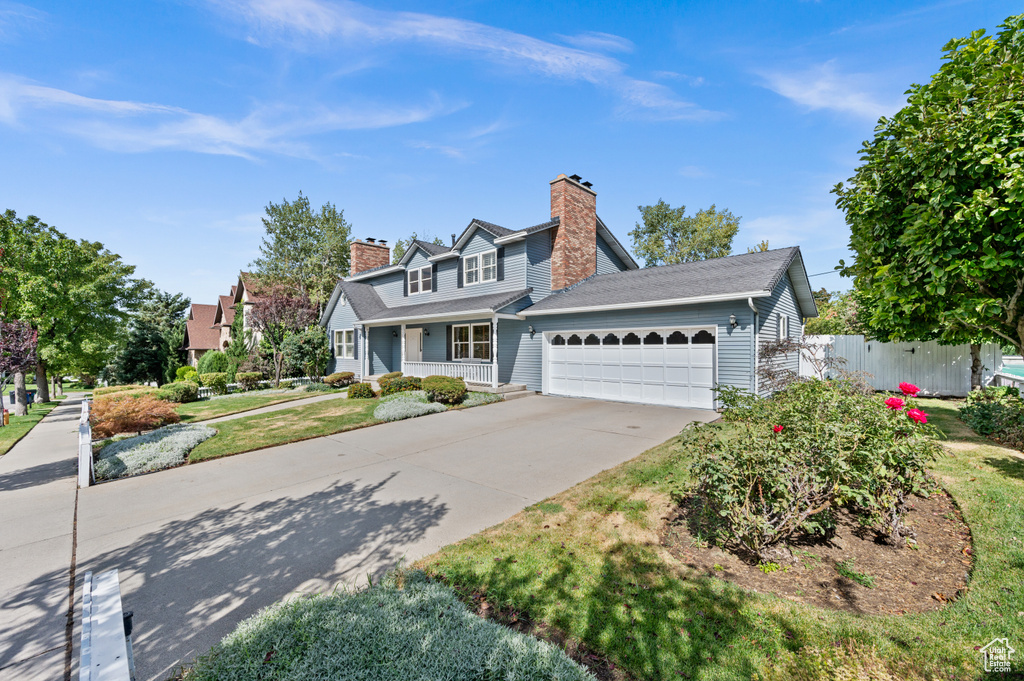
686;378;939;560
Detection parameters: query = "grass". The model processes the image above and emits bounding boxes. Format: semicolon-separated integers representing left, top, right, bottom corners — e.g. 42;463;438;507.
176;390;338;423
0;401;63;455
188;397;379;462
834;559;875;588
416;398;1024;681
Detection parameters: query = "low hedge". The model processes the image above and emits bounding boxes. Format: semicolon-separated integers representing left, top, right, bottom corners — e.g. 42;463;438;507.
422;375;467;405
380;376;421;396
304;382;335;393
324;372;355;387
156;381;200;403
235;372;263;391
199;372;229;395
347;382;376;399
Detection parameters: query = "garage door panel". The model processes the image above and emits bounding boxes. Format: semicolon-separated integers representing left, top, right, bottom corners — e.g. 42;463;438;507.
546;328;716;409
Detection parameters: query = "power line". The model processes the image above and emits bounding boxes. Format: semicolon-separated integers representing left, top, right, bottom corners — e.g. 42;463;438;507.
807;270;841;277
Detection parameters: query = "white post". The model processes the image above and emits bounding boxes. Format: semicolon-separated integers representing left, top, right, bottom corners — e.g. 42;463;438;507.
491;316;499;389
78;400;92;488
400;324;407;375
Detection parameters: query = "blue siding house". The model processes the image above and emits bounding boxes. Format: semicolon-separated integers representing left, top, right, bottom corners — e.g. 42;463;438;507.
320;174;817;410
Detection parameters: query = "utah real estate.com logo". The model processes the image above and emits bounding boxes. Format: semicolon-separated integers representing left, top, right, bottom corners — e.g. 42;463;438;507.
981;637;1015;674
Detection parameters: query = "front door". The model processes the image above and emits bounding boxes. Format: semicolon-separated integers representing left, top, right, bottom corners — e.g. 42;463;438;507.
405;328;423;363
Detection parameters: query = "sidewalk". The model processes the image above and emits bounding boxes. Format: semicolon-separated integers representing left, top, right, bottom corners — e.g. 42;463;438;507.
0;395;84;681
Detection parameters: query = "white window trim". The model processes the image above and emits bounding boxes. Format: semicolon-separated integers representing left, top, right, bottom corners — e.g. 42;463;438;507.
334;329;355;359
408;265;431;295
779;314;789;340
452;322;492;362
462;248;497;287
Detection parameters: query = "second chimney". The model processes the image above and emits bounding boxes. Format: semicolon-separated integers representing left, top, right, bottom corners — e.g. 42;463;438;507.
350;238;391;276
549;174;597;290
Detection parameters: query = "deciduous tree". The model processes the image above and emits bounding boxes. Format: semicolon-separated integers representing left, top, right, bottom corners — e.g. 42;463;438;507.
251;193;352;314
629;200;740;267
248;286;317;387
0;319;37;415
834;15;1024;388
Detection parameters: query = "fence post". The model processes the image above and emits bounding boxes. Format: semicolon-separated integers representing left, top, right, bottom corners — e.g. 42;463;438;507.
79;400;92;488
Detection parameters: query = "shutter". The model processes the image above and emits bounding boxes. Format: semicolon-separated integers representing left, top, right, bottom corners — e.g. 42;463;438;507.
496;247;505;281
446;325;453;361
403;272;408;297
457;259;464;288
432;264;438;292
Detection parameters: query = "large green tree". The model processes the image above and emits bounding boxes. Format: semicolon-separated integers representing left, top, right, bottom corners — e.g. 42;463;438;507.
251;193;352;314
0;210;149;399
629;200;740;267
804;289;863;336
834;15;1024;388
109;289;190;385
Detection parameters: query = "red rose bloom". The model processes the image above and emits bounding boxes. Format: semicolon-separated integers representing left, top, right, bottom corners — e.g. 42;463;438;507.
899;382;920;397
773;425;784;433
884;397;905;411
906;408;928;424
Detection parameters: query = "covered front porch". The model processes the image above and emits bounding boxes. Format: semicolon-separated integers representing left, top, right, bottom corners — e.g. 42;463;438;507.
361;316;513;389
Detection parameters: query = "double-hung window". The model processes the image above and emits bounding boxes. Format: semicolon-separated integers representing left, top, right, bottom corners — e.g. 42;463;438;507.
452;323;491;361
408;265;431;294
463;249;497;286
334;329;355;359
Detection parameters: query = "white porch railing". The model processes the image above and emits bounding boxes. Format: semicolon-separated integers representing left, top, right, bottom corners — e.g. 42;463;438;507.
403;361;493;385
993;371;1024;389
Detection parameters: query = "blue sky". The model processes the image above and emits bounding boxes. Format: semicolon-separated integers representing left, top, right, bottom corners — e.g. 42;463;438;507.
1;0;1018;306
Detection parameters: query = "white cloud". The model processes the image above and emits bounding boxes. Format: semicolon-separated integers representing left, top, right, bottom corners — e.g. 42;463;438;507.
557;31;634;53
0;75;460;158
0;2;43;41
759;61;900;121
207;0;715;121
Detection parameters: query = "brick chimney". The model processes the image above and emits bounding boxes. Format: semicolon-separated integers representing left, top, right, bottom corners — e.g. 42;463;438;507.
549;174;597;290
349;238;390;275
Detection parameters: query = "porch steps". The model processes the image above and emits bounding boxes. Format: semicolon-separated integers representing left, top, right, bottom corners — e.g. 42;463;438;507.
465;382;528;394
500;389;536;401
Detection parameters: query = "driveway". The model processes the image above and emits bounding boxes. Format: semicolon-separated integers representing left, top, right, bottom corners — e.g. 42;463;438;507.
72;395;718;680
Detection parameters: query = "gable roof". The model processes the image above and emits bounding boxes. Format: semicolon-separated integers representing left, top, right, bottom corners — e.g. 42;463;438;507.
213;294;235;326
519;247;817;317
396;238;453;267
184;303;220;350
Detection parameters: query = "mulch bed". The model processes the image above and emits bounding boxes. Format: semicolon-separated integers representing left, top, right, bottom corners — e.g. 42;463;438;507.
661;489;974;615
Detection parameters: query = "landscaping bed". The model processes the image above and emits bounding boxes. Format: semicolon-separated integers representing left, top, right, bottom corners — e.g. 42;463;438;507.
661;489;972;615
417;396;1023;680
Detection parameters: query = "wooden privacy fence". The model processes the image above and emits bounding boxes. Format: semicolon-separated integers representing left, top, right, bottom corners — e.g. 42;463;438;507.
800;335;1002;397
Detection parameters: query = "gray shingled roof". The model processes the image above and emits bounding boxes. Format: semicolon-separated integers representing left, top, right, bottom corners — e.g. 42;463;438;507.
521;247;810;314
470;219;515;238
412;239;452;256
328;281;533;324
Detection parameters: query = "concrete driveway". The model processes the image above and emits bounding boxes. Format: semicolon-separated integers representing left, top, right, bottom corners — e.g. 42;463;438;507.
72;395;717;680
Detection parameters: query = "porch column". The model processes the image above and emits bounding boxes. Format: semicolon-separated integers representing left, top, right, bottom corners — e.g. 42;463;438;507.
361;326;368;379
492;316;499;389
400;323;407;375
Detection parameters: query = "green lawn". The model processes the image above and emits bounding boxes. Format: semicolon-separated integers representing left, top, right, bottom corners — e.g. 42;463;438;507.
416;398;1024;681
176;390;341;423
0;401;63;455
187;397;379;463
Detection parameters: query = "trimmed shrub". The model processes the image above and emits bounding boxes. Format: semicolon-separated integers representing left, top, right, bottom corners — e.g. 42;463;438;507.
304;382;336;393
94;424;216;480
175;366;198;381
324;372;355;387
378;371;403;389
462;391;503;408
279;379;295;390
91;394;181;438
185;570;593;681
197;350;231;375
235;372;263;391
199;372;230;395
380;376;421;396
347;382;376;399
422;375;467;405
157;381;200;403
94;384;156;397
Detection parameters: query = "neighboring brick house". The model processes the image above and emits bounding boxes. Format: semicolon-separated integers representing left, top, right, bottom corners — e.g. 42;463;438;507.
212;288;236;351
182;303;219;367
231;272;265;345
320;174;818;410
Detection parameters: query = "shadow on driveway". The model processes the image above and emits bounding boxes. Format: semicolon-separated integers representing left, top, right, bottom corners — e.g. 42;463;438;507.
14;473;449;680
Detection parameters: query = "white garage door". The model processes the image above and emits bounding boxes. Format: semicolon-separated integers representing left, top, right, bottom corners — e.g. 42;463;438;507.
545;328;716;409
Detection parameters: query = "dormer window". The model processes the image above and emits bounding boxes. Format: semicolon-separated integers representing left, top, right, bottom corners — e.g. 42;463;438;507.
464;249;497;286
408;265;431;294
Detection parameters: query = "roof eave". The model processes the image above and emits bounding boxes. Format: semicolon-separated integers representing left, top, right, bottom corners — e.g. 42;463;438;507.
428;251;459;262
345;264;404;282
518;290;772;317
